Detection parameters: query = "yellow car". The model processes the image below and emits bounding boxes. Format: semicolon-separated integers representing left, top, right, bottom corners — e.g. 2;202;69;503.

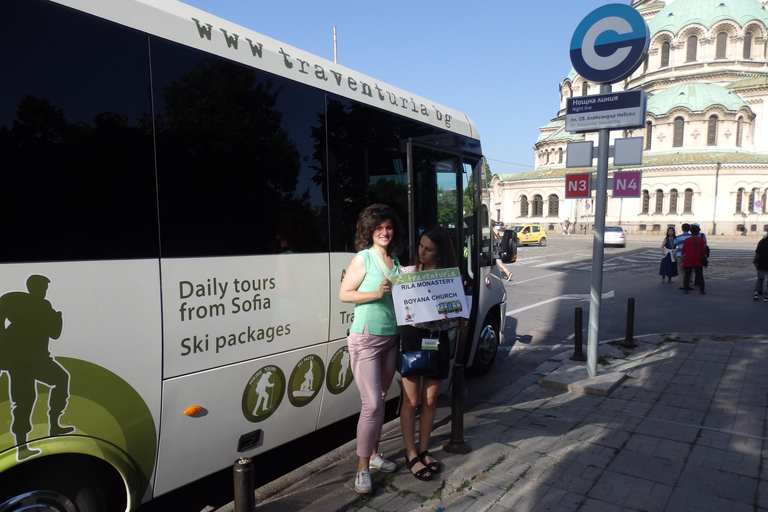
510;224;547;246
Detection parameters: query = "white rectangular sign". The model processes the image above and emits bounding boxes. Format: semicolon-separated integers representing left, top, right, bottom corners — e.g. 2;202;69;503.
390;268;469;326
566;90;647;133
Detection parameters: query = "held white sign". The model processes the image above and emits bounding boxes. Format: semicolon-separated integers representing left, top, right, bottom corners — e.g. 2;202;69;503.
390;268;468;326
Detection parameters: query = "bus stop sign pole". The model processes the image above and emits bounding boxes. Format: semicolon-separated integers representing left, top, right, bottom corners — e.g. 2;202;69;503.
587;84;611;377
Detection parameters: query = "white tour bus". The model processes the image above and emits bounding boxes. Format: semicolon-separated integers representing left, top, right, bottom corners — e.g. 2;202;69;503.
0;0;511;510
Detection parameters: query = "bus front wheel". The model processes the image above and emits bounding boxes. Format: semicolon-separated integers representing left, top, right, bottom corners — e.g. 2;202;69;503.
466;314;499;377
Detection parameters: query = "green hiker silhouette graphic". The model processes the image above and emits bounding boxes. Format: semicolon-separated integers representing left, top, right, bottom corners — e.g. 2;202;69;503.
0;275;74;461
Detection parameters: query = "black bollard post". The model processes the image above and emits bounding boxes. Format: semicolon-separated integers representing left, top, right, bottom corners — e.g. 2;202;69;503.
622;298;637;348
233;457;255;512
442;363;472;454
570;307;587;361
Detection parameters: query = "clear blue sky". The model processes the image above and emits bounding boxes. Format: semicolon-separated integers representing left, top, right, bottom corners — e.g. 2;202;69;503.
184;0;627;176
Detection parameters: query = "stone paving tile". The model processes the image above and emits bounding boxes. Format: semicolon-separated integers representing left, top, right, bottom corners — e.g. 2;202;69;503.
666;486;755;512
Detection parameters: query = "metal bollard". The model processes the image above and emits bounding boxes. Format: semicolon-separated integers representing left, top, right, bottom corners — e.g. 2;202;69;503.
570;307;586;361
622;298;638;348
233;457;255;512
442;364;472;454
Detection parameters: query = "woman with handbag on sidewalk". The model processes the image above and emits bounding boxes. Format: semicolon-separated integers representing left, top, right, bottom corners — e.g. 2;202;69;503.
399;226;459;481
681;224;707;295
659;227;678;283
339;204;405;494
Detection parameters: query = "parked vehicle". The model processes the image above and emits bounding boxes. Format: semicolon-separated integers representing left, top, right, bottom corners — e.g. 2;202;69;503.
510;224;547;246
604;225;627;248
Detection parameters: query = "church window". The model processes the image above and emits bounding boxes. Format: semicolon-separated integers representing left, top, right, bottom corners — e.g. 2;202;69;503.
683;189;694;213
532;195;543;217
547;194;559;217
655;189;664;214
581;81;589;96
642;190;650;214
707;115;718;146
557;148;563;163
660;41;670;67
744;32;753;59
645;121;653;150
520;195;529;217
749;188;758;212
686;35;698;62
716;32;727;59
673;117;685;147
668;189;678;214
736;187;745;212
736;116;743;147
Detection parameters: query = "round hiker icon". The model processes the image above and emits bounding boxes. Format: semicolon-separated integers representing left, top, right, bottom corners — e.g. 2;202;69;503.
326;346;353;395
241;365;285;422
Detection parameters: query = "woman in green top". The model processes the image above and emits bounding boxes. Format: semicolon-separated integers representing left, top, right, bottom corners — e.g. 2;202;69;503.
339;204;405;494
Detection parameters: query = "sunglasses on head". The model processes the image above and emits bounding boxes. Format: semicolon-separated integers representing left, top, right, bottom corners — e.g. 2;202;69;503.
371;207;393;215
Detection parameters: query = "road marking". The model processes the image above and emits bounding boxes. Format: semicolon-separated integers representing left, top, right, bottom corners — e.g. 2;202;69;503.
508;290;614;315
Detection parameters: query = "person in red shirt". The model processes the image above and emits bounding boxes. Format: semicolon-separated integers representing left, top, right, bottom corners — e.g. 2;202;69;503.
681;224;707;295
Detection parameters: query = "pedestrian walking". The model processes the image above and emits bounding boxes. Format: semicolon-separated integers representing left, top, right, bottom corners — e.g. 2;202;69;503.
673;223;692;289
681;224;707;295
659;227;678;283
753;233;768;301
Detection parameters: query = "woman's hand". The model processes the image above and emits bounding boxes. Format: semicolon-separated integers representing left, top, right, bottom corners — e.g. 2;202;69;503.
378;278;391;299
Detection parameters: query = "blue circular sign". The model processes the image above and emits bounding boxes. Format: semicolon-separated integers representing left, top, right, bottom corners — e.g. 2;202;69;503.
570;4;649;84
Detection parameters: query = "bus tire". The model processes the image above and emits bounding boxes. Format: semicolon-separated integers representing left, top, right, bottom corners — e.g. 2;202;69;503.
0;455;125;512
466;314;499;377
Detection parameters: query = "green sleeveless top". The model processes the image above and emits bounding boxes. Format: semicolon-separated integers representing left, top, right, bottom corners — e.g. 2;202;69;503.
349;248;400;336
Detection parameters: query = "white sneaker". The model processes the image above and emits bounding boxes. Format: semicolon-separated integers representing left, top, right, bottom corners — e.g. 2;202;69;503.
369;453;396;472
355;468;372;494
755;292;760;301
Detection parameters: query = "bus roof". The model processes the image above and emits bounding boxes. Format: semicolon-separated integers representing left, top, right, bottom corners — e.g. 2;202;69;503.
52;0;479;140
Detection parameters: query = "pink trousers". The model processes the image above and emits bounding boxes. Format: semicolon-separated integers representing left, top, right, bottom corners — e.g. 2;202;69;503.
347;328;399;457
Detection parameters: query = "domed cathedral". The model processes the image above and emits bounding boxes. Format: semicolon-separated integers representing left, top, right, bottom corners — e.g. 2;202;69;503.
492;0;768;236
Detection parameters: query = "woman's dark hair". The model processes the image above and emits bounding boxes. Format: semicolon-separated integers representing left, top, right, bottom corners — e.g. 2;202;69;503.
666;227;676;238
353;204;405;255
690;224;700;236
417;225;458;269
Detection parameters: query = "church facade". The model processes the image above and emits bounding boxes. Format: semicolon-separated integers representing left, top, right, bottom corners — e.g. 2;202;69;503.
492;0;768;236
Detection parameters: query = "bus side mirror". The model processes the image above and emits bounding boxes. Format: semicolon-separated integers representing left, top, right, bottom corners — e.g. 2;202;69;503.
500;231;517;263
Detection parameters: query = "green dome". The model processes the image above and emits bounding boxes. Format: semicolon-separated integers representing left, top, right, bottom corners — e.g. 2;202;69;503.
649;0;768;36
647;82;748;115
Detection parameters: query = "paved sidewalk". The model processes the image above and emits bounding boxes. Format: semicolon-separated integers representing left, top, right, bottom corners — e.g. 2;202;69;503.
221;333;768;512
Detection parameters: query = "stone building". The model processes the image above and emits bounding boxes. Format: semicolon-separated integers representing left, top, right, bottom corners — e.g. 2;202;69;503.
492;0;768;236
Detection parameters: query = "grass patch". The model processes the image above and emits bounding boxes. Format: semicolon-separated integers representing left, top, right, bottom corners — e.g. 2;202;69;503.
485;455;506;472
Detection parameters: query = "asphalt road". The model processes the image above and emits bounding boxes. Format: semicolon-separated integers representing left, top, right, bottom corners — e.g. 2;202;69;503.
139;233;765;511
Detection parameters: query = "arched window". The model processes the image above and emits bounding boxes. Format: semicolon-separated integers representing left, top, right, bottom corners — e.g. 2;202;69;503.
520;195;529;217
581;81;589;96
716;32;727;59
673;117;685;147
655;189;664;213
668;189;678;214
547;194;559;217
645;121;653;150
744;32;753;59
749;188;758;212
686;35;698;62
736;187;745;212
684;188;694;213
557;148;563;163
660;41;670;67
736;116;744;147
642;190;650;214
532;195;543;217
707;115;718;146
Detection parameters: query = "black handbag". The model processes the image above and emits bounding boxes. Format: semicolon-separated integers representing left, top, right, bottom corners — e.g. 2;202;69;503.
400;350;438;378
693;240;708;267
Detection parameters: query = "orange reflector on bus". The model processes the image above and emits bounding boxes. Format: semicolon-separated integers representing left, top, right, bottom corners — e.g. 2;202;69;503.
184;405;203;416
